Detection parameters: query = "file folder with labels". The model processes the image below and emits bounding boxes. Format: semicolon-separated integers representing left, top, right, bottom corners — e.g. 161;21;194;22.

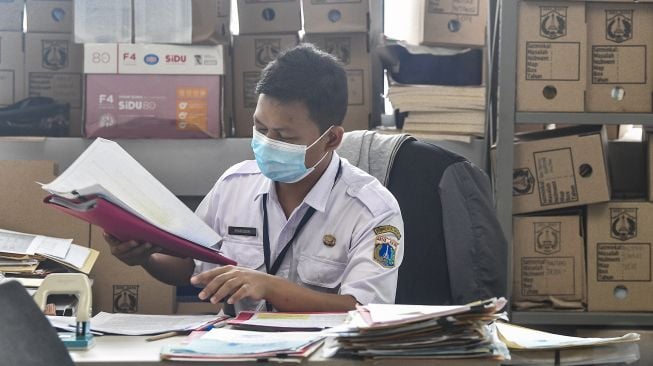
44;194;235;265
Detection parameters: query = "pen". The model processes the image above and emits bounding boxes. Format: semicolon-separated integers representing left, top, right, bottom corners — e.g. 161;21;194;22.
145;331;179;342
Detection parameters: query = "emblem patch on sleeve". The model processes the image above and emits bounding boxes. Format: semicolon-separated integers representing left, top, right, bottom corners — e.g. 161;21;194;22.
373;225;401;240
374;235;398;268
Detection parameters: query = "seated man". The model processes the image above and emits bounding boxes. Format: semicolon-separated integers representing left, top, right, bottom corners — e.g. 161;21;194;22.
104;44;404;313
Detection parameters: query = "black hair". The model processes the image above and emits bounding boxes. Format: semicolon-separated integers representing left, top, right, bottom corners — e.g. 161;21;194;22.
255;43;348;132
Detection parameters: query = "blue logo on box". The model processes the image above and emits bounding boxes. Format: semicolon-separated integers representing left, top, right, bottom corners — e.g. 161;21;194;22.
144;54;159;65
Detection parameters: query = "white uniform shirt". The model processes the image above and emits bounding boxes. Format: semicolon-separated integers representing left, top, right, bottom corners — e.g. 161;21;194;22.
194;152;404;311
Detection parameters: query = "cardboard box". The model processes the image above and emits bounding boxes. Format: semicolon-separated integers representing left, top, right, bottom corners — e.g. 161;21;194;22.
648;134;653;202
74;0;132;43
232;33;299;137
0;160;90;245
84;74;222;139
512;214;585;310
400;0;487;47
83;44;224;75
89;226;176;315
0;32;25;107
555;124;622;140
508;125;610;214
0;0;24;31
302;0;369;33
587;201;653;311
25;33;83;136
134;0;230;45
237;0;301;35
516;1;587;112
608;141;646;200
26;0;74;33
304;33;371;131
587;3;653;112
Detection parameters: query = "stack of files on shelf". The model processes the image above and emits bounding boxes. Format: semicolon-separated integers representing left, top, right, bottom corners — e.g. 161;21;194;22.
496;323;640;365
388;82;486;140
160;328;325;362
0;228;99;277
40;138;235;265
327;298;508;361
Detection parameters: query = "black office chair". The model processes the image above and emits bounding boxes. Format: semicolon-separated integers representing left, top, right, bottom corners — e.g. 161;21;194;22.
0;280;74;366
339;134;507;305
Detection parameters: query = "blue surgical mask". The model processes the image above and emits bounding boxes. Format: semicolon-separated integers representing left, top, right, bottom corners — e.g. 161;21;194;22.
251;126;332;183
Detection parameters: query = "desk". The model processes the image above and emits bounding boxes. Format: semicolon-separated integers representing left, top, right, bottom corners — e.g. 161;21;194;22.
69;336;501;366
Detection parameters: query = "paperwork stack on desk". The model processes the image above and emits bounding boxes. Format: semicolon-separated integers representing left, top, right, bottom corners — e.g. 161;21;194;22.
228;311;348;332
328;298;508;361
40;138;235;265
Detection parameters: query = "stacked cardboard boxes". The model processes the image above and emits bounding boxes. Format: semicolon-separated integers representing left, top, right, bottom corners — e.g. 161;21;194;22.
232;0;301;137
0;0;24;107
303;0;372;132
25;0;83;136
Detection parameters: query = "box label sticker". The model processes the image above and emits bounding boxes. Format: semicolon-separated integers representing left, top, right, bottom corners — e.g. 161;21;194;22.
605;10;633;44
41;39;69;71
346;69;364;106
521;257;575;296
597;243;651;282
243;71;260;108
428;0;479;16
540;6;567;40
254;39;281;68
513;167;535;196
592;45;646;84
324;36;351;65
176;87;208;131
610;208;638;241
113;285;139;313
534;148;579;206
28;72;82;108
525;42;580;81
534;222;561;255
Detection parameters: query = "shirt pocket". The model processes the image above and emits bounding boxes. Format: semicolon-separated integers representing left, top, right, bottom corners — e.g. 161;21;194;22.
297;254;347;293
220;238;264;270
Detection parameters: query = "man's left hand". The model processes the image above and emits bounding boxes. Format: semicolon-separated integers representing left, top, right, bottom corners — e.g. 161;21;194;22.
190;266;273;305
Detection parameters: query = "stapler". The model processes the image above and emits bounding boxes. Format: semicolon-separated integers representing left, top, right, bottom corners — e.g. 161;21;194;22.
33;273;95;350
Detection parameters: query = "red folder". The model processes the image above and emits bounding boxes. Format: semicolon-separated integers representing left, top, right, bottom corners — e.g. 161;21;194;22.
44;194;236;265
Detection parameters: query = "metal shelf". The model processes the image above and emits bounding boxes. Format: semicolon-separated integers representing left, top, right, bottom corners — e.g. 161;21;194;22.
516;112;653;125
512;312;653;327
0;137;253;197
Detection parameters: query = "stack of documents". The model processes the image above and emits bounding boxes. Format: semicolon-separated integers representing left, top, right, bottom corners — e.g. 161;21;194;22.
228;311;348;332
388;82;486;141
0;228;98;276
328;298;508;361
160;328;324;362
40;138;234;265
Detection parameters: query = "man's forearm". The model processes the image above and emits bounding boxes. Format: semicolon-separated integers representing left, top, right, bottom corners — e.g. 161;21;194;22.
142;253;195;286
264;275;357;312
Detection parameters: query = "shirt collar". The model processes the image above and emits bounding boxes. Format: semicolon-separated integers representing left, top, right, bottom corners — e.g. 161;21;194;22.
253;152;340;213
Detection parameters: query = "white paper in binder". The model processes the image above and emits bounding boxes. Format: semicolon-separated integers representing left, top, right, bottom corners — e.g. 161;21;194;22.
74;0;132;43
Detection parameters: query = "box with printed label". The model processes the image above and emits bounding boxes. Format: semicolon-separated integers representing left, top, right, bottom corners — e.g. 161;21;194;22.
84;74;222;139
0;32;25;107
26;0;73;33
586;3;653;112
303;33;371;131
74;0;132;43
232;33;299;137
517;1;586;112
25;32;83;136
512;214;585;311
89;226;176;315
587;201;653;311
134;0;231;45
83;44;224;75
0;0;25;31
237;0;301;35
507;125;610;214
302;0;369;33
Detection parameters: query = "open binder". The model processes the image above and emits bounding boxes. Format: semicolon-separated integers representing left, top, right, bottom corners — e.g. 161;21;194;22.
44;194;235;265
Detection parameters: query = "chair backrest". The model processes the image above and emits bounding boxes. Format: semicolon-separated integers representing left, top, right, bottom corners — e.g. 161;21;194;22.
0;280;74;366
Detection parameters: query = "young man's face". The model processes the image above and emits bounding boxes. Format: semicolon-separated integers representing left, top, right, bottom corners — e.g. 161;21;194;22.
253;94;330;169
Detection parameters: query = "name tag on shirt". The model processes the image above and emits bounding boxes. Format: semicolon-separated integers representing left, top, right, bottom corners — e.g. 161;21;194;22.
228;226;257;237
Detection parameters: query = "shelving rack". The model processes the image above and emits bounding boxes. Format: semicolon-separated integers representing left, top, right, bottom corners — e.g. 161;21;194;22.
495;0;653;326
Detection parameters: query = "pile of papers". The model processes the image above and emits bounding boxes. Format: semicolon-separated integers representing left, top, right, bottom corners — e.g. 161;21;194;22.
388;82;486;142
0;228;98;277
227;311;348;332
328;298;508;361
160;328;324;362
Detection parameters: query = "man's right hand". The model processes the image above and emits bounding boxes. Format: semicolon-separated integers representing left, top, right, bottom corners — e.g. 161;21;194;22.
103;232;162;266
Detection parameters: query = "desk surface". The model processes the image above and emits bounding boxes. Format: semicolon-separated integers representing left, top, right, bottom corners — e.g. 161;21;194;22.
69;336;501;366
